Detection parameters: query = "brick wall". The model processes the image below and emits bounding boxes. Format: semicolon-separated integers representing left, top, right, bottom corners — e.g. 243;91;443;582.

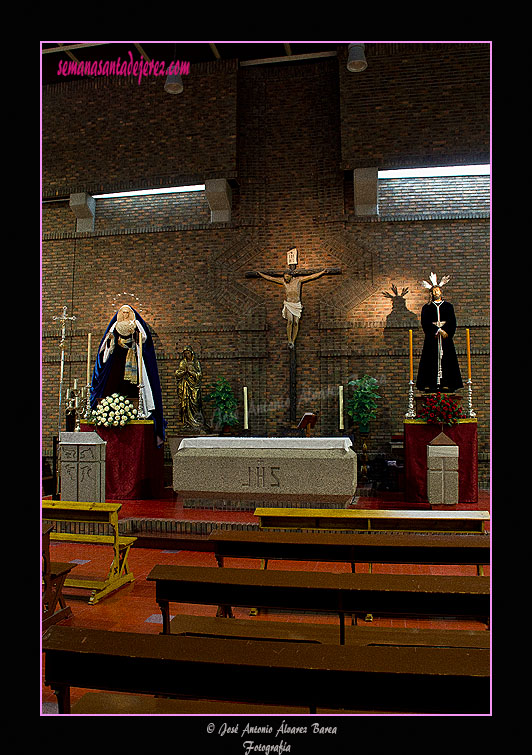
41;44;491;487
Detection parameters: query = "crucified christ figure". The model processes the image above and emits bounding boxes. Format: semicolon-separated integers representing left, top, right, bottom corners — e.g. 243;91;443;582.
256;269;327;348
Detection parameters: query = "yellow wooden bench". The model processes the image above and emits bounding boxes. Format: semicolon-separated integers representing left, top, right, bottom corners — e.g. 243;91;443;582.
254;507;490;534
42;500;136;605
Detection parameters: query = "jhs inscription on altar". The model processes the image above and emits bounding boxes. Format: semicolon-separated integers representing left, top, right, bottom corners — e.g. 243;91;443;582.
242;465;281;488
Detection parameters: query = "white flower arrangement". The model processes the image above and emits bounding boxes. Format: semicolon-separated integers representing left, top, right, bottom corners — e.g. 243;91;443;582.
91;393;138;427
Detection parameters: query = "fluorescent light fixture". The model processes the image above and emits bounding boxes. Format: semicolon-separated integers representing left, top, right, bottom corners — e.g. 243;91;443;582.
93;185;205;199
378;165;490;179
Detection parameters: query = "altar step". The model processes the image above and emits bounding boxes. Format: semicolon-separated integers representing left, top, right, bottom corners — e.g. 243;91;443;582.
181;497;356;511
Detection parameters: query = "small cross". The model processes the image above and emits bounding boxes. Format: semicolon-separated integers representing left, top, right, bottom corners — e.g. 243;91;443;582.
53;306;76;347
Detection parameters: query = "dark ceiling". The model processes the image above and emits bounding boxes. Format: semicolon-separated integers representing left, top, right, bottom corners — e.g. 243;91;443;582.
41;41;345;86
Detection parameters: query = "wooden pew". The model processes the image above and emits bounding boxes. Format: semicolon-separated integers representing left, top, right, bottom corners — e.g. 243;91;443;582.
69;693;309;715
42;625;490;714
42;500;136;605
42;522;75;631
147;564;489;643
170;613;490;648
209;530;490;575
254;507;490;534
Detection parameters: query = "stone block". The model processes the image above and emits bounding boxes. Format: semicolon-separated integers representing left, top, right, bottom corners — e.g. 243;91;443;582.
427;455;443;471
353;167;378;216
173;437;357;506
205;179;232;222
69;192;96;232
427;440;459;505
427;469;444;504
443;471;459;504
443;455;459;471
60;431;106;502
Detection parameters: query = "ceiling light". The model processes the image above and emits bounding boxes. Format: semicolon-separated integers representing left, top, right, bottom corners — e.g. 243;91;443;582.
347;43;367;73
164;72;183;94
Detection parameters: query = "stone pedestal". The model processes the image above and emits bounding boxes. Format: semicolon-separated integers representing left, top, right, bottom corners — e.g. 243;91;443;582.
427;432;459;506
60;432;106;502
173;437;357;510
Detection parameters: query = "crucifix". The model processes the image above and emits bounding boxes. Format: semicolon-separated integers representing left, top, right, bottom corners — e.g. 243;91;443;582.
246;248;341;423
52;305;76;498
52;305;77;437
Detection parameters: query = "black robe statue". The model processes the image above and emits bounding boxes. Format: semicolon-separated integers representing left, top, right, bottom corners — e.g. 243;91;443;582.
416;299;463;393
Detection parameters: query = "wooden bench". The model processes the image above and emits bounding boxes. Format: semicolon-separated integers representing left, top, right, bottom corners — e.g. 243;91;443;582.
170;613;490;648
42;522;75;631
209;530;490;576
43;625;490;714
43;563;76;631
42;500;136;605
68;692;416;715
147;564;490;643
70;693;308;715
254;507;490;533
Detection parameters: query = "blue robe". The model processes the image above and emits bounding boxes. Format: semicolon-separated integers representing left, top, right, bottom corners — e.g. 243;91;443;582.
90;308;166;446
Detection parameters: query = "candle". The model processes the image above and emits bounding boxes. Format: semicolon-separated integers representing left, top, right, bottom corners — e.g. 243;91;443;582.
466;328;472;380
243;387;249;430
408;329;413;382
86;332;92;386
339;385;344;430
74;378;77;390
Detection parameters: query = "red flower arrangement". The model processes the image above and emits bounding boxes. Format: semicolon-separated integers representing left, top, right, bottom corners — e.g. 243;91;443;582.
416;392;464;426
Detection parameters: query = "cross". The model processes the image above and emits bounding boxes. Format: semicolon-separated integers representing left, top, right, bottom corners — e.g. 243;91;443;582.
53;305;76;347
52;306;76;436
51;306;77;497
246;249;342;424
245;249;341;347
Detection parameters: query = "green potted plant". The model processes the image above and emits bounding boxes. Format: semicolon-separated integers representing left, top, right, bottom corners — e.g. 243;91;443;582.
207;377;239;433
346;375;380;433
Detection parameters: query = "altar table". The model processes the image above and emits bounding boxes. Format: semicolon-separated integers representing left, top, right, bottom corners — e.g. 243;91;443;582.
177;437;353;451
81;421;164;500
173;436;357;505
404;419;478;504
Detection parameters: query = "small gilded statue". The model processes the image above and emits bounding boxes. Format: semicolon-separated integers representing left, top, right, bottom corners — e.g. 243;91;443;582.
175;346;207;429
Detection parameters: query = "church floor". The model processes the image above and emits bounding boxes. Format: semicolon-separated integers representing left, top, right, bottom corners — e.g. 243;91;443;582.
41;489;490;715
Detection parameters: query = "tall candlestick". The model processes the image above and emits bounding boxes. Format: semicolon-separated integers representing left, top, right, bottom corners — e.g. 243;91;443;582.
136;332;148;419
243;387;249;430
86;332;92;386
339;385;344;430
408;329;413;382
466;328;472;380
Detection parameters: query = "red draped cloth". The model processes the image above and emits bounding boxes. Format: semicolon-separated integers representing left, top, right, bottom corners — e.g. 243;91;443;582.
404;419;478;504
81;421;164;500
